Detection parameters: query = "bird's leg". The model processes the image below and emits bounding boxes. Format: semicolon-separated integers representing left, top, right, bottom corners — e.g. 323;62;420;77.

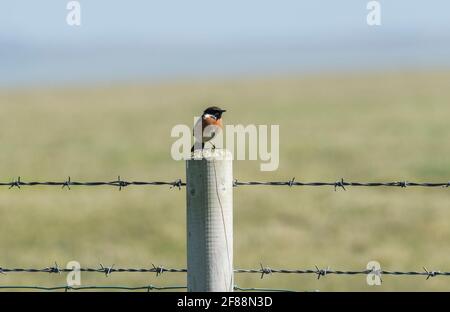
209;142;216;150
191;142;206;153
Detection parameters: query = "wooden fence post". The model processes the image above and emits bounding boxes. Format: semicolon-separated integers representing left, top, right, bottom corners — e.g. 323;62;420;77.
186;149;233;292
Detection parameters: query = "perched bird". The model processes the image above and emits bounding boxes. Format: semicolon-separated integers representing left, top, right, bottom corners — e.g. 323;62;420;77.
192;106;226;152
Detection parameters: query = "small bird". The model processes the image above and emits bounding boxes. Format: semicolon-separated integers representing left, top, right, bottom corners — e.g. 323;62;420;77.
192;106;226;152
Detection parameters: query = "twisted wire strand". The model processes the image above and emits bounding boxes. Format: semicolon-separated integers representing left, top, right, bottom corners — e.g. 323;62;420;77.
0;177;185;190
1;177;449;190
0;264;186;276
0;284;296;292
0;285;186;291
0;264;448;280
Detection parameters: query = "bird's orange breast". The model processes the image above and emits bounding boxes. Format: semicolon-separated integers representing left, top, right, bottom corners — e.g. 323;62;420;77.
202;116;223;129
201;116;223;142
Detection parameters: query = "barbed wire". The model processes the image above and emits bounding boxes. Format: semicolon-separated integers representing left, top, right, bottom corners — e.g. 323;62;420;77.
233;285;297;292
0;263;185;276
0;284;295;292
236;264;449;280
0;177;185;190
233;178;450;191
1;177;449;191
1;263;449;280
0;284;187;291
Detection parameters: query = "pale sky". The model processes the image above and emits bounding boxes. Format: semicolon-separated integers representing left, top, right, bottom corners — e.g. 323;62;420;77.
1;1;450;86
1;1;450;43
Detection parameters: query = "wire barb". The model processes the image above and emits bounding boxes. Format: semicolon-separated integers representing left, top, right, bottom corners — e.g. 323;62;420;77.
334;178;346;191
99;263;114;276
288;177;295;187
368;265;382;284
9;176;21;189
114;176;128;191
170;179;183;190
314;265;330;279
62;176;71;190
398;181;409;188
152;264;165;277
259;263;272;279
423;267;439;280
99;263;114;277
46;262;61;274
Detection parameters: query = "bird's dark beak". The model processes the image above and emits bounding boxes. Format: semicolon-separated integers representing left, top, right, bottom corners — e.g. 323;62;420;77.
220;109;227;113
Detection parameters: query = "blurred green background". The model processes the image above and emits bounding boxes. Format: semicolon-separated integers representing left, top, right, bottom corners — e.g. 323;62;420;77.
1;71;449;291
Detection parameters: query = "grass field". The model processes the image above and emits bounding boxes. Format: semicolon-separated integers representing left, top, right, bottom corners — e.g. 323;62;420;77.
1;71;450;291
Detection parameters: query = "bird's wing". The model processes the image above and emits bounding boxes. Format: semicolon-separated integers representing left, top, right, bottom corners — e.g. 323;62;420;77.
193;116;203;141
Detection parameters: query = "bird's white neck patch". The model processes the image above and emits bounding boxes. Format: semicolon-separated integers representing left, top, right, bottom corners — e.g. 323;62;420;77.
203;113;217;120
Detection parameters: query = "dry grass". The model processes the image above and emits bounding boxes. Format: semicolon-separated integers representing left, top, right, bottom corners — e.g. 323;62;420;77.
0;71;450;291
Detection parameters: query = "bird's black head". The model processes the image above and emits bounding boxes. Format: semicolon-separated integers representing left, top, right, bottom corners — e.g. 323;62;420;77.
203;106;226;119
